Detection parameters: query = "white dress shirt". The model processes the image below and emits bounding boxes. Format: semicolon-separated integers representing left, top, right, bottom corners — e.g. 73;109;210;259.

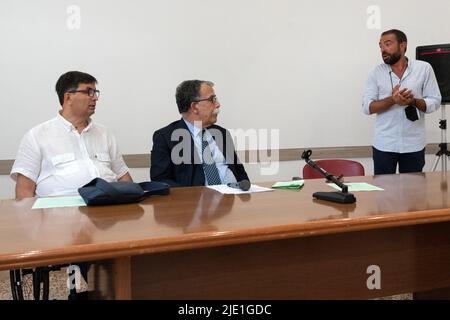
362;59;441;153
183;119;237;185
11;113;129;197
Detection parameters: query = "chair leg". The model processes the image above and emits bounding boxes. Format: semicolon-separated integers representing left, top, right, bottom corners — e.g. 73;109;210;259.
32;268;41;300
42;269;50;300
15;270;24;300
9;270;18;300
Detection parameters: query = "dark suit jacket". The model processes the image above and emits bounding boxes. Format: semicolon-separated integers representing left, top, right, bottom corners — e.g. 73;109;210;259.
150;119;249;187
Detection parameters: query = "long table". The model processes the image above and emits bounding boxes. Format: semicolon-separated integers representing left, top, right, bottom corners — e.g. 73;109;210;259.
1;172;450;299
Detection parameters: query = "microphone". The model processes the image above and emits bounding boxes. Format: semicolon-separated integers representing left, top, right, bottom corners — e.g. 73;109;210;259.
301;149;356;204
227;179;251;191
301;149;312;161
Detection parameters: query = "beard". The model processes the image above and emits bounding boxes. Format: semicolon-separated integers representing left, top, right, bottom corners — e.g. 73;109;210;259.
382;51;401;65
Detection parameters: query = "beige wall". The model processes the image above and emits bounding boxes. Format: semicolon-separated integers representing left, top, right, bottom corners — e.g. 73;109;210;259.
0;0;448;161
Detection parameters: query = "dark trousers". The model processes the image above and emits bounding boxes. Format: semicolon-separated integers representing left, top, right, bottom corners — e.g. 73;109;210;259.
373;147;425;175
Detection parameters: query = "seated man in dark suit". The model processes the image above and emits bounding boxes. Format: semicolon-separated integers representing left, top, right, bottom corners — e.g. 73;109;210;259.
151;80;249;187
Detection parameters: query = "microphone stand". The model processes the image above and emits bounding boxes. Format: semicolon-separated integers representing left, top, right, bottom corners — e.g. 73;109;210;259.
301;150;356;204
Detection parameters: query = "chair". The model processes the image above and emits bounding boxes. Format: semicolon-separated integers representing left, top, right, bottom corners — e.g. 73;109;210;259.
10;263;86;300
302;159;365;179
10;266;61;300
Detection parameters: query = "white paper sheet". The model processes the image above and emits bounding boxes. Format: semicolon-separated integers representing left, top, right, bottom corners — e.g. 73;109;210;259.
207;184;274;194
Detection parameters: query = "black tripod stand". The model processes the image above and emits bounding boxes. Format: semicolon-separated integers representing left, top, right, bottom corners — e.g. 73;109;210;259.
432;104;450;172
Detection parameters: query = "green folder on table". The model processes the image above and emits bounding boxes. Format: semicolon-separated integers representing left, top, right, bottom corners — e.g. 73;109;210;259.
272;180;304;189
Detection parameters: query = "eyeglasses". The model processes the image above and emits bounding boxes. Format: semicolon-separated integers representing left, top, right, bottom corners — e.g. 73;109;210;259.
193;95;217;104
67;88;100;98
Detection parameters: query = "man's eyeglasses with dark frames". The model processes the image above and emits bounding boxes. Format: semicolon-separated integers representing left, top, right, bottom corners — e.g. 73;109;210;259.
193;95;217;103
67;88;100;98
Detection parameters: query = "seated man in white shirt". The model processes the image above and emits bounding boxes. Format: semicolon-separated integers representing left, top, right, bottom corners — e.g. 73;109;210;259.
10;70;132;299
11;70;132;199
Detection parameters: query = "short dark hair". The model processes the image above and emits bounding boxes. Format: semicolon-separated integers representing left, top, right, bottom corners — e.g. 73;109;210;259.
381;29;407;51
55;71;97;106
175;80;214;113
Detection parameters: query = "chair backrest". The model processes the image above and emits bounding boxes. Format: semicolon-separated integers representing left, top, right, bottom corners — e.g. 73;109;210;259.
302;159;365;179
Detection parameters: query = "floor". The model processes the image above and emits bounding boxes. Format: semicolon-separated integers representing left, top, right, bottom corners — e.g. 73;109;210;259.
0;269;88;300
0;269;413;300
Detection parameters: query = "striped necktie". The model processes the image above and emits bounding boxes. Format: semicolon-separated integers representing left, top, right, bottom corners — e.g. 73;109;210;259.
201;129;222;185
